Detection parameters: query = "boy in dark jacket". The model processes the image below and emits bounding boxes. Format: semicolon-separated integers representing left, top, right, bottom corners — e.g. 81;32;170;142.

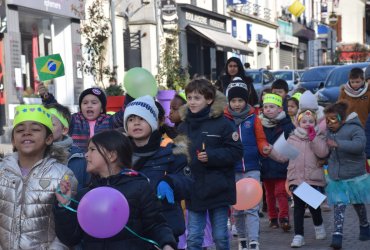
224;77;269;250
259;93;295;232
124;95;192;238
177;78;243;250
45;103;89;191
271;79;289;113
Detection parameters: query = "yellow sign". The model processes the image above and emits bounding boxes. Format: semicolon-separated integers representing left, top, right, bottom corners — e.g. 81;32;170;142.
288;0;305;18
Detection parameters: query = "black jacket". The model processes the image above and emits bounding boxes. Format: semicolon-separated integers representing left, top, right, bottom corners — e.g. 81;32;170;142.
177;92;243;211
54;170;177;250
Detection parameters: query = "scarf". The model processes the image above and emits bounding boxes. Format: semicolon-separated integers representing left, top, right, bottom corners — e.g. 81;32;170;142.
132;130;162;170
344;82;368;97
53;136;73;150
227;105;251;125
186;106;211;130
259;111;286;128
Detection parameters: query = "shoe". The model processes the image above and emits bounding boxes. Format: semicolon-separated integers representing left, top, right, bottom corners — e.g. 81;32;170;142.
269;218;279;229
239;239;247;250
291;235;305;248
359;224;370;241
314;224;327;240
249;240;260;250
330;233;342;249
258;211;265;218
231;224;238;237
304;208;311;218
280;218;291;232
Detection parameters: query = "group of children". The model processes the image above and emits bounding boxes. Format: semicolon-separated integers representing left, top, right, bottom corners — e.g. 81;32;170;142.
1;62;370;250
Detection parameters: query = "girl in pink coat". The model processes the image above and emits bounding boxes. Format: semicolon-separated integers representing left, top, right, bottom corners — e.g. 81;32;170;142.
270;109;329;248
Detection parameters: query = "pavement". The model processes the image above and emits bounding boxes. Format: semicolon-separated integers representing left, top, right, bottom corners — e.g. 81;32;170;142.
219;204;370;250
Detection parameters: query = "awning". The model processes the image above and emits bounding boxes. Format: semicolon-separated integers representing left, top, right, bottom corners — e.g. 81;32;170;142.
187;25;254;56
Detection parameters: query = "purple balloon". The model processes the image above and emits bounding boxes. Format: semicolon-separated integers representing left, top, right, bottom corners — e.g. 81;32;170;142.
77;187;130;238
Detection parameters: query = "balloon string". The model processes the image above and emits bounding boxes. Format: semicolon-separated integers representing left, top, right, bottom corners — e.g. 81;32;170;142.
124;226;160;248
56;186;161;248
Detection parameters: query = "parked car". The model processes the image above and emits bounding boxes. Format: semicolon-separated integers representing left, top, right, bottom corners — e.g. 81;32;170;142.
316;62;370;106
271;70;300;91
245;69;275;97
297;66;337;93
297;70;306;78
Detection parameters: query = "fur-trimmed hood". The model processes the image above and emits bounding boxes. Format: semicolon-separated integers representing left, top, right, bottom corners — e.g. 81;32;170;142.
179;90;227;121
171;134;191;163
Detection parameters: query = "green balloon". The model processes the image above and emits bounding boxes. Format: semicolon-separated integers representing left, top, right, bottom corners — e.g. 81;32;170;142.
124;67;158;98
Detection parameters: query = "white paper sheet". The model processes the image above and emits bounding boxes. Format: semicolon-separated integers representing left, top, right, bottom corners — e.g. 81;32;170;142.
293;182;327;209
272;133;300;160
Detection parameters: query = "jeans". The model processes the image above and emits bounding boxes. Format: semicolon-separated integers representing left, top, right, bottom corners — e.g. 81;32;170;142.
263;179;289;221
233;171;260;242
187;206;229;250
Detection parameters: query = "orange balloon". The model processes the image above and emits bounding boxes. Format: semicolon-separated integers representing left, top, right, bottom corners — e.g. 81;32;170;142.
233;178;263;210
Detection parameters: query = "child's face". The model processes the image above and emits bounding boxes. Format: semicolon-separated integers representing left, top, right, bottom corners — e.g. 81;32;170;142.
230;97;247;113
187;91;213;114
126;115;152;142
169;97;183;124
12;121;53;156
85;141;110;177
263;103;282;119
287;100;298;117
325;112;341;132
272;88;287;99
349;77;364;91
51;116;68;142
227;61;239;76
299;116;315;129
81;94;102;121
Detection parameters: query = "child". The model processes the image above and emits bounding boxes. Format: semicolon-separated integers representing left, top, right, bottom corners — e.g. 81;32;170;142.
124;95;192;239
38;84;126;152
45;103;89;191
224;77;270;250
271;108;329;247
259;93;295;232
155;101;178;140
271;79;289;113
287;92;301;122
169;91;187;127
338;67;370;127
54;130;177;249
324;102;370;249
0;104;77;249
177;78;243;250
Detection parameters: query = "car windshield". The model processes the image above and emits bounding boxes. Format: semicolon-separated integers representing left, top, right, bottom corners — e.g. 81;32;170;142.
301;67;335;81
325;65;367;87
272;71;293;81
245;72;262;84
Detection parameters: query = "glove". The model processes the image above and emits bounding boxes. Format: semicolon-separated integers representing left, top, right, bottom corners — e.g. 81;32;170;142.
157;181;174;204
308;126;316;141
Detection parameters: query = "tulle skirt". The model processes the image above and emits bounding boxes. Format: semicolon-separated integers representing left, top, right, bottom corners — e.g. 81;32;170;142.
325;173;370;205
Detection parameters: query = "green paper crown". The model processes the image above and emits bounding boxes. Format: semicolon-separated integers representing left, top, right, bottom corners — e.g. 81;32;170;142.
14;105;53;131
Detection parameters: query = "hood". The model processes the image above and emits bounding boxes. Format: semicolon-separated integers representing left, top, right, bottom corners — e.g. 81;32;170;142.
179;90;227;121
172;134;191;163
345;112;362;126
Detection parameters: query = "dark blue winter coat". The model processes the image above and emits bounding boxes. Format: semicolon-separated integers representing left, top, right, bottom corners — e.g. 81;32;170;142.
260;115;295;180
177;92;243;211
68;146;89;191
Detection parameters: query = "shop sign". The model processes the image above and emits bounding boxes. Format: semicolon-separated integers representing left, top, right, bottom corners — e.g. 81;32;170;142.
232;19;237;38
256;34;269;46
227;0;247;5
280;34;299;46
185;11;225;30
278;19;293;36
161;0;178;30
246;23;252;42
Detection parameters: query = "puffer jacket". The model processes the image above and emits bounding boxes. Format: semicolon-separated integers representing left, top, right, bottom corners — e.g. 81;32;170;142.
286;128;329;187
0;153;77;250
327;112;367;180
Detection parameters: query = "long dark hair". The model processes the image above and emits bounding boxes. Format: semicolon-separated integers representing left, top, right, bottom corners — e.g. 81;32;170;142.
89;130;133;169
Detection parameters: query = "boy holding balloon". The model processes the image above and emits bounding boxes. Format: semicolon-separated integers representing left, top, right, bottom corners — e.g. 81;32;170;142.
177;78;243;250
259;94;295;232
54;130;177;249
224;77;270;250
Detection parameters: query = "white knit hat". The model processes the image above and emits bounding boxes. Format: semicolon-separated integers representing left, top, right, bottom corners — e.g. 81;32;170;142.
124;95;158;132
298;90;318;111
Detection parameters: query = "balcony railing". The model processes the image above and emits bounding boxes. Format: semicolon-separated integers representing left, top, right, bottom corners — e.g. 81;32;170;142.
232;2;271;21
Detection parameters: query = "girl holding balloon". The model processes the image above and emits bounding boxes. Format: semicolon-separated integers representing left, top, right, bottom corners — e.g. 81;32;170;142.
54;130;177;250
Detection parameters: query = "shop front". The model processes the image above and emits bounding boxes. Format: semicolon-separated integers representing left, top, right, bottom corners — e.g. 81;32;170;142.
2;0;82;124
293;22;315;69
177;4;253;81
278;19;299;69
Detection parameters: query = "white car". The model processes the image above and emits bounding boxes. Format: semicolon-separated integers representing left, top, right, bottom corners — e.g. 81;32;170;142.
271;70;301;91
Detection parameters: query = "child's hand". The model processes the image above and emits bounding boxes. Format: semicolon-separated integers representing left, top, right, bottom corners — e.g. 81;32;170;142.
197;151;208;163
162;245;174;250
308;126;316;141
327;139;338;148
37;83;48;98
262;144;272;155
55;178;72;205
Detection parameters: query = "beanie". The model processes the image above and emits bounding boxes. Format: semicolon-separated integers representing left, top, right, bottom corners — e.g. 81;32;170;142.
226;77;249;103
365;64;370;80
298;90;318;112
79;87;107;113
123;95;159;132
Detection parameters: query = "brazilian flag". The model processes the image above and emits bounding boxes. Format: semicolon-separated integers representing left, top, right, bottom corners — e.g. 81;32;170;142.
35;54;65;81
